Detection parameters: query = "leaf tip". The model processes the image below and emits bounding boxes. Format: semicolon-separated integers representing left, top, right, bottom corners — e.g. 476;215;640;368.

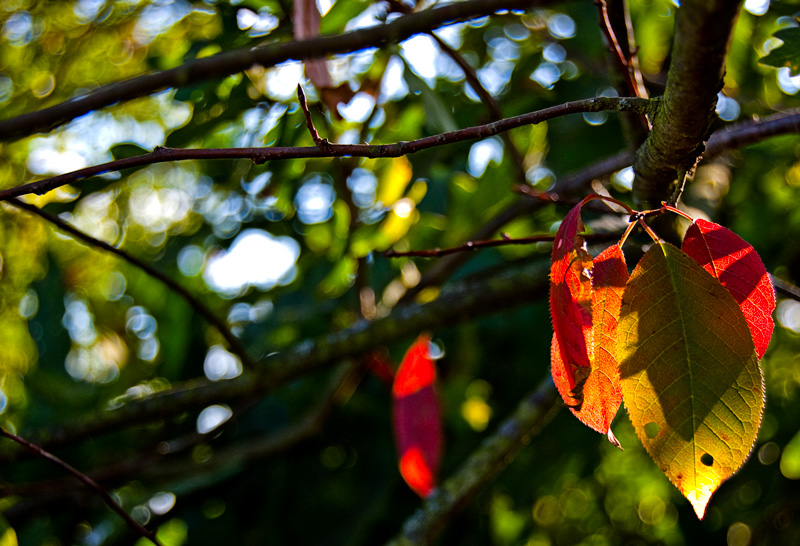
686;488;713;520
399;446;436;498
607;428;622;450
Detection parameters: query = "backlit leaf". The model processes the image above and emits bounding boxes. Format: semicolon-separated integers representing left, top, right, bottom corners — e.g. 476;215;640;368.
618;243;764;519
393;334;442;498
588;244;627;442
682;219;775;359
549;201;593;408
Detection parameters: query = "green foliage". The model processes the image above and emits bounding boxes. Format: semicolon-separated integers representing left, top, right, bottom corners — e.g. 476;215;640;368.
0;1;800;546
760;27;800;76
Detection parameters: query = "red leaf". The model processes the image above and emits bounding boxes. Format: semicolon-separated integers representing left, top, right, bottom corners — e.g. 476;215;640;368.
549;201;593;407
393;335;442;498
682;219;775;359
551;245;626;442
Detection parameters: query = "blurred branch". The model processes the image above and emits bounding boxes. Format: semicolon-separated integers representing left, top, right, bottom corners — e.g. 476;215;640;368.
771;274;800;302
8;258;551;456
7;198;254;368
705;110;800;158
0;0;560;142
2;363;358;504
385;379;560;546
0;428;163;546
0;97;650;201
632;0;744;206
429;30;529;182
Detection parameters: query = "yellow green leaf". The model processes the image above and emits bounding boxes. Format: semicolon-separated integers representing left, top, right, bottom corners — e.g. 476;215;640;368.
617;243;764;519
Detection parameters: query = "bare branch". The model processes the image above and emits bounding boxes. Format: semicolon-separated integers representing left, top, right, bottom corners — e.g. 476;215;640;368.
384;231;621;258
0;0;560;142
0;97;650;201
0;428;163;546
385;379;559;546
8;198;254;368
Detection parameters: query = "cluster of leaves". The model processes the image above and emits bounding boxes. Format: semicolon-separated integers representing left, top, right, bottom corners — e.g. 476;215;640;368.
549;195;775;519
2;1;800;545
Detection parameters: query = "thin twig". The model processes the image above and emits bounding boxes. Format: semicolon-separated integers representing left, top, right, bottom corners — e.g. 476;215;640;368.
0;97;650;201
7;198;254;368
0;0;560;142
0;428;163;546
297;84;327;147
383;231;621;258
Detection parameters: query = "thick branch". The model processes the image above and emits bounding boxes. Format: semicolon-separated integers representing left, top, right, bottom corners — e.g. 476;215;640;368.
385;380;559;546
632;0;743;206
11;258;550;455
0;0;559;142
0;97;650;201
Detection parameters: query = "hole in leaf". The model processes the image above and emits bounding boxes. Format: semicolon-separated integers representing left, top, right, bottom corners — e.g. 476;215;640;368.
644;422;659;439
701;453;714;466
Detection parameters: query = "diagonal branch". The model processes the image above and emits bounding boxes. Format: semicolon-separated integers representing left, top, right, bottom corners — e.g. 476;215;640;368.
6;258;551;458
385;379;559;546
0;0;560;142
632;0;744;206
8;198;254;368
0;97;650;201
0;428;164;546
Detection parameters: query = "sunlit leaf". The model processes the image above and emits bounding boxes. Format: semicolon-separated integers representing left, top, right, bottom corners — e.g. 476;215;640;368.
586;244;627;442
618;243;764;519
549;200;593;409
393;334;442;498
682;219;775;359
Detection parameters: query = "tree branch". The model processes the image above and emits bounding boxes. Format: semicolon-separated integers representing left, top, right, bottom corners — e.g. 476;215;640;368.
385;379;559;546
383;231;621;258
8;258;550;457
632;0;743;206
8;198;254;368
0;0;561;142
0;428;163;546
0;97;650;201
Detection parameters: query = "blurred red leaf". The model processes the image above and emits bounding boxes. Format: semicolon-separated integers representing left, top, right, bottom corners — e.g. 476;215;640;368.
682;219;775;359
392;334;442;498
